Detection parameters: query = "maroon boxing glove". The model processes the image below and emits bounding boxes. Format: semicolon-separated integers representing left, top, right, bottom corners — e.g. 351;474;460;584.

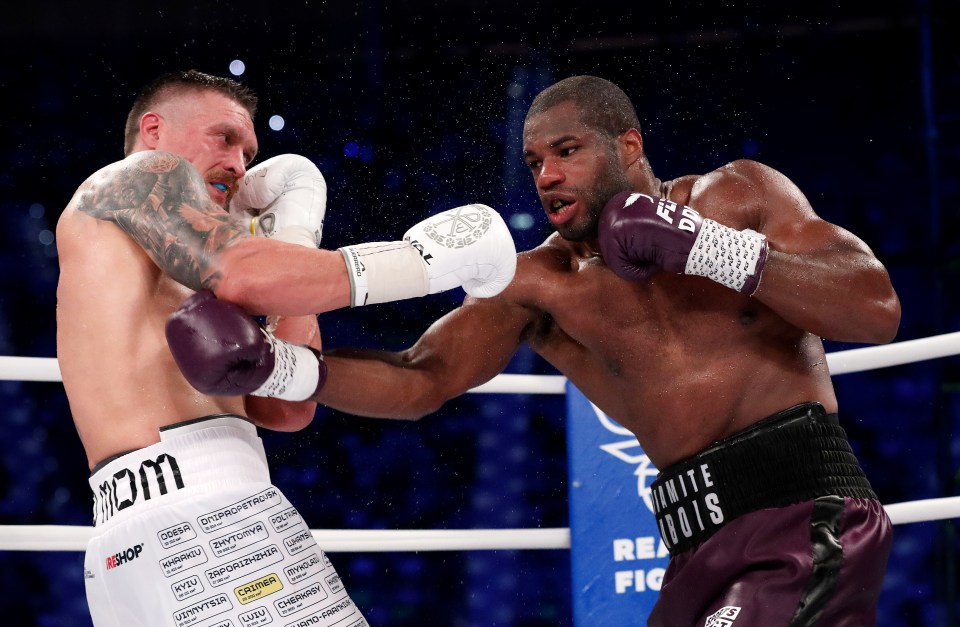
598;191;768;295
166;291;326;400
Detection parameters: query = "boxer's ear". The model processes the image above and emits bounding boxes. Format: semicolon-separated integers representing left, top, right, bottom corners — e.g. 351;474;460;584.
139;112;163;149
618;128;644;170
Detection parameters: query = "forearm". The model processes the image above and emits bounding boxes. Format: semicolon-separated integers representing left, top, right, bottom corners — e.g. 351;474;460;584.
212;239;352;316
315;299;527;418
753;248;900;344
707;163;900;343
316;349;457;420
82;153;514;318
73;153;352;317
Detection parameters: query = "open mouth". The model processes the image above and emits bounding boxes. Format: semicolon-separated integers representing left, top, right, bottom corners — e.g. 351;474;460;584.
546;197;576;224
210;182;229;193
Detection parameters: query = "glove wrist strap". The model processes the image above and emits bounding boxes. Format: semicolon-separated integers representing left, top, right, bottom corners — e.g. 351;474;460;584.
684;219;768;295
338;242;429;307
251;334;322;401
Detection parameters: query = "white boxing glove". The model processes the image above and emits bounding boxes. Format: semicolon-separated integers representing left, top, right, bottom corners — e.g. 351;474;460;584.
229;154;327;248
338;204;517;306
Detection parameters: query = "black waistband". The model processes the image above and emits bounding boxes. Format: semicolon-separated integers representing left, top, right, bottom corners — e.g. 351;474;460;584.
650;402;876;557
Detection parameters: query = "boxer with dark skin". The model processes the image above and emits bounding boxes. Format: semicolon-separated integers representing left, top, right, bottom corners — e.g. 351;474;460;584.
317;78;899;469
170;75;901;625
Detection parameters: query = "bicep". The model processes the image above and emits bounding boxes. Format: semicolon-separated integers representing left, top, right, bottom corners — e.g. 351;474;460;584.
759;185;876;260
711;160;874;257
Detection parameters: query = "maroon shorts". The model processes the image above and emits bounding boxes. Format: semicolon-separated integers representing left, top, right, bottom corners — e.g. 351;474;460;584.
649;497;891;626
648;403;892;626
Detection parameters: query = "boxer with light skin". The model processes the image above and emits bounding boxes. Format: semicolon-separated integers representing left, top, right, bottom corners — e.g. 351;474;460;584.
169;75;900;625
57;69;516;627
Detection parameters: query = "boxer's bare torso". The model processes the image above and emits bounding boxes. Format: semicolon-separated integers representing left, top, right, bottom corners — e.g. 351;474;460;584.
512;173;836;468
57;89;322;470
56;208;245;469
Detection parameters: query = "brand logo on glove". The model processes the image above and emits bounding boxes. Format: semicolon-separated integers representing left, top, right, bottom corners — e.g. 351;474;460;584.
406;238;434;265
258;213;277;236
624;192;699;232
422;204;493;249
655;199;699;232
244;168;269;184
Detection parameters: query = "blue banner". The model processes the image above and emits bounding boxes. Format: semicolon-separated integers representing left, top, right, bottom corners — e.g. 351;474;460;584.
565;383;669;624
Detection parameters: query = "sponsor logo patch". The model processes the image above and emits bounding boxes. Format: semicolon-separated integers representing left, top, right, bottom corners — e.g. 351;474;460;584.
235;573;284;605
705;606;741;626
106;543;144;570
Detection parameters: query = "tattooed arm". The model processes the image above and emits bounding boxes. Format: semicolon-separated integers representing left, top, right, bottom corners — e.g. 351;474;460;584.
72;151;352;315
73;151;242;291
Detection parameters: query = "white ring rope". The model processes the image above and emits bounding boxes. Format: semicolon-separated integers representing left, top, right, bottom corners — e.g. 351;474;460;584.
0;356;63;382
824;330;960;375
0;526;573;553
3;330;959;387
2;496;959;553
1;330;958;552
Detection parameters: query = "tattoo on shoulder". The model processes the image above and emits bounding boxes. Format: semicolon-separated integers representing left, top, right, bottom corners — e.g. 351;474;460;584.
73;151;247;291
135;151;181;174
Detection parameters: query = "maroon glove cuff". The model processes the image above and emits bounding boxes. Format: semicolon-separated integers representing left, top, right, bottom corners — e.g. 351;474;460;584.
307;347;328;398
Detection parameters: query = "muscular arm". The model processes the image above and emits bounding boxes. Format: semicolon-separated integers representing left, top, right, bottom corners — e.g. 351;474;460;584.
696;160;900;344
71;151;350;315
317;296;533;419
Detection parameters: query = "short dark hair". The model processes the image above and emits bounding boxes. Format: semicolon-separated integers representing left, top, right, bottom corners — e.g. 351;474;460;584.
123;69;258;155
525;75;640;140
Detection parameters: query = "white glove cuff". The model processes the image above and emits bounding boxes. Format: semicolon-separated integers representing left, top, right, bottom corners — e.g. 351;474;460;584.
684;219;767;293
251;334;321;401
338;242;429;307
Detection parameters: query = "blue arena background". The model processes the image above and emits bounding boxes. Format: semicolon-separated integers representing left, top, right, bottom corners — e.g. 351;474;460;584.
1;1;958;624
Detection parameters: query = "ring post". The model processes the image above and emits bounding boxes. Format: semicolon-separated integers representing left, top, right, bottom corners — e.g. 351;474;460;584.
566;383;668;623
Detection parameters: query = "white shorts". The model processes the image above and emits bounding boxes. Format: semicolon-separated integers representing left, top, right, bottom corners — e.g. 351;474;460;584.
84;415;367;627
